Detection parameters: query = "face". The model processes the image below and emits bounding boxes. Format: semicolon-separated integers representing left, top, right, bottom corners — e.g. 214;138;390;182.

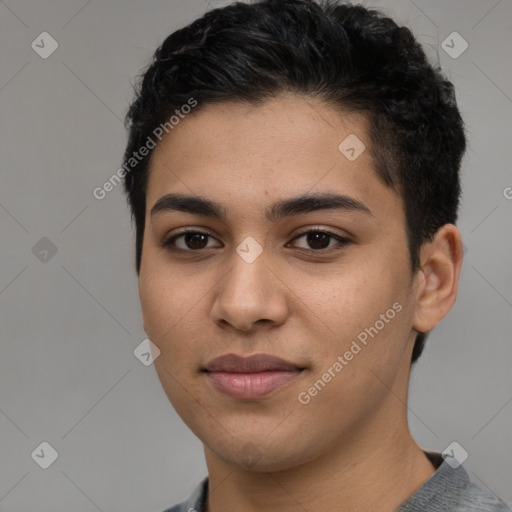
139;94;421;472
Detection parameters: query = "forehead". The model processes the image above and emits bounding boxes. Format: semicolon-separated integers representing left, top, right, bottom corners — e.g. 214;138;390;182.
145;94;402;224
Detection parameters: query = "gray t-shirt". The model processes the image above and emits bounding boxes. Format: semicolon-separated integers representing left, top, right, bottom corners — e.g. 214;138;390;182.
163;452;511;511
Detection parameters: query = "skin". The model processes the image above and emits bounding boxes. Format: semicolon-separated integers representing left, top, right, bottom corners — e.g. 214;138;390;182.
138;94;463;512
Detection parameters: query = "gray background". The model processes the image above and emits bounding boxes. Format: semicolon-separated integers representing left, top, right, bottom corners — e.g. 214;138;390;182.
1;0;511;510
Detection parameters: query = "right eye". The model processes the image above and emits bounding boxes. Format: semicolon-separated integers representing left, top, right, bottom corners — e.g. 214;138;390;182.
162;230;222;251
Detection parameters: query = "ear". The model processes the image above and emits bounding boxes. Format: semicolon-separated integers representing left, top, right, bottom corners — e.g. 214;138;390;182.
138;276;149;337
412;224;464;334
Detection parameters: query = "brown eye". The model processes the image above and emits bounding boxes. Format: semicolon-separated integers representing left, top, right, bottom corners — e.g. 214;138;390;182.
183;233;209;249
290;229;351;252
162;230;220;251
305;231;330;249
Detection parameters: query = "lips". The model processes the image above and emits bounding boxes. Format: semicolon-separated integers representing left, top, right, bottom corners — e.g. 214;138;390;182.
203;353;305;399
203;353;303;373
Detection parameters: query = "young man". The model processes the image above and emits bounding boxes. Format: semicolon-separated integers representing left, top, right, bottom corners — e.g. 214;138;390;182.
122;1;510;510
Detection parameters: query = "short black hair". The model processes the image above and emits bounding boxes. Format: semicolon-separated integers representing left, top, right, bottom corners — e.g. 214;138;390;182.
122;0;466;364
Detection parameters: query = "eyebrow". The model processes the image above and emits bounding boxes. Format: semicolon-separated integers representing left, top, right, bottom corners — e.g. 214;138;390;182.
150;192;372;222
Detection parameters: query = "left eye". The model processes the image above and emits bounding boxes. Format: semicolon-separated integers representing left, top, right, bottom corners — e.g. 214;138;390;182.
162;229;351;252
289;229;351;251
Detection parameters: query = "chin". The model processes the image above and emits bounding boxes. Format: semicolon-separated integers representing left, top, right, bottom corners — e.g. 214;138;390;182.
203;428;322;474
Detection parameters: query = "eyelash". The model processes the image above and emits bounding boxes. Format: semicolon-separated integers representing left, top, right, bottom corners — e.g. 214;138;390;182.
161;228;352;254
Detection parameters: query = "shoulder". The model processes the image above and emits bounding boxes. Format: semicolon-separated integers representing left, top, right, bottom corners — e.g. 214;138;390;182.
456;482;511;512
161;477;209;512
162;503;192;512
397;452;510;512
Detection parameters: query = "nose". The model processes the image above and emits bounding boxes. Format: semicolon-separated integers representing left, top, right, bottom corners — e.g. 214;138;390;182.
210;244;290;333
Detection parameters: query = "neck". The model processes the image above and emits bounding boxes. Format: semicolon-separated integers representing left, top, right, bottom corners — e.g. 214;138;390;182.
204;402;436;512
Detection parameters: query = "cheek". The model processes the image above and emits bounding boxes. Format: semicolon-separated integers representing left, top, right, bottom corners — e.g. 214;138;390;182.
307;262;411;366
138;260;196;348
138;266;204;415
138;257;220;386
139;267;166;341
298;264;386;330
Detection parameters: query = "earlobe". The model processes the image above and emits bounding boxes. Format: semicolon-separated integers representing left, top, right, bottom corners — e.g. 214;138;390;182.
412;224;464;334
